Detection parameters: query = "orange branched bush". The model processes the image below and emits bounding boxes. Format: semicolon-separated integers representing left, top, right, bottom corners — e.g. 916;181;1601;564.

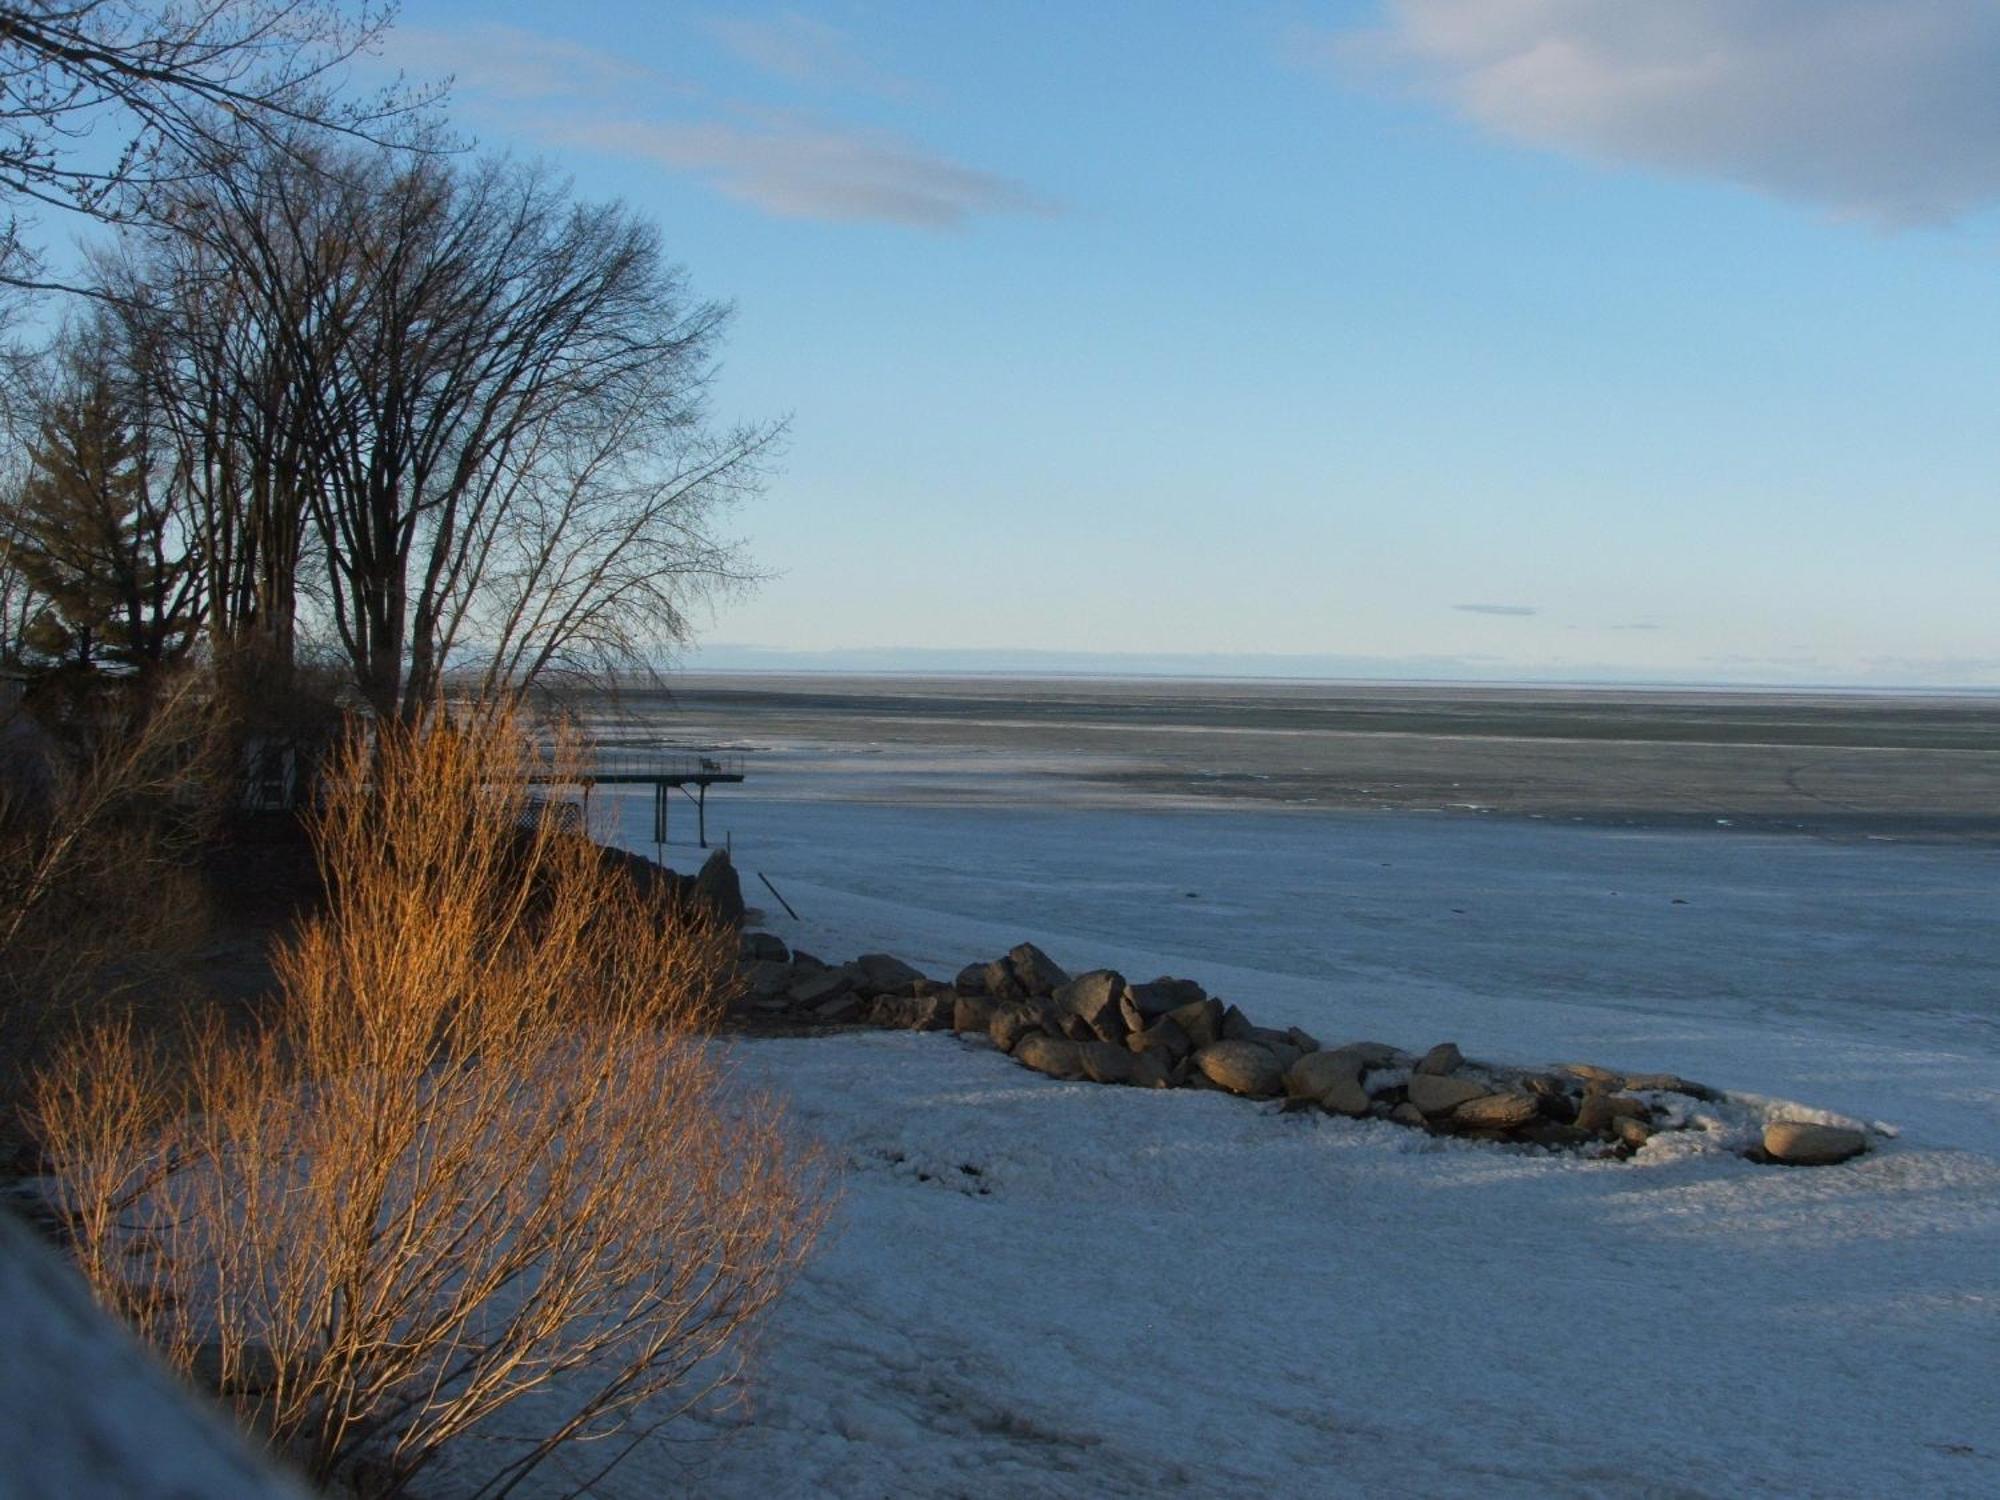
37;707;830;1497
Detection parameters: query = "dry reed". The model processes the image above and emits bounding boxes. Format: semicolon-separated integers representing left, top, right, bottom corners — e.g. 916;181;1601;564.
36;707;830;1497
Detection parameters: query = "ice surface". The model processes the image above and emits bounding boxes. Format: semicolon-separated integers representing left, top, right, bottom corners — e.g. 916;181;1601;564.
525;754;2000;1498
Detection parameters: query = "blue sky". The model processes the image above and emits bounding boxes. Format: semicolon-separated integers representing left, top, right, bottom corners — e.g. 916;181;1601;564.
377;2;2000;686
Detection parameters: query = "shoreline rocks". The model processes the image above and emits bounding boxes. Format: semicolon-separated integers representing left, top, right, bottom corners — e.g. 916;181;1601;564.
729;933;1873;1168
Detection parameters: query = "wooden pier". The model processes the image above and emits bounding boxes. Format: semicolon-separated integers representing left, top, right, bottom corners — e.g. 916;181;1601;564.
530;748;745;849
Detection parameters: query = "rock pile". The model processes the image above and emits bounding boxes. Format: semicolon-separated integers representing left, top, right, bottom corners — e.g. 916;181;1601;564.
732;935;1872;1167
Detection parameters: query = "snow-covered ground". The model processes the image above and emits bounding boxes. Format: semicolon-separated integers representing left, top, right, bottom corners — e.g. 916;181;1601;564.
561;748;2000;1498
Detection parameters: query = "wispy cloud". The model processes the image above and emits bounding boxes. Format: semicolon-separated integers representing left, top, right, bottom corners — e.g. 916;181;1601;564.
377;21;1048;231
382;24;666;102
705;11;912;96
1454;603;1539;617
1323;0;2000;226
557;116;1055;229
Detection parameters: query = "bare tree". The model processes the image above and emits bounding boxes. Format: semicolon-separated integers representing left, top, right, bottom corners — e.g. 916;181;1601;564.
0;0;432;288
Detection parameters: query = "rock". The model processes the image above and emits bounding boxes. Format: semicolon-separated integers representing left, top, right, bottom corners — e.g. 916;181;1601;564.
1056;1010;1098;1043
913;978;954;998
739;931;789;964
1128;1016;1193;1066
953;995;997;1035
811;991;862;1024
1128;976;1206;1020
1285;1027;1322;1054
1388;1102;1427;1128
1219;1005;1255;1042
1514;1120;1596;1150
738;959;793;1002
1053;970;1130;1041
872;992;951;1031
1415;1042;1464;1076
1558;1062;1624;1088
1762;1121;1867;1166
1285;1049;1365;1101
788;967;854;1009
989;1003;1052;1054
1336;1041;1404;1067
853;953;926;994
1078;1041;1139;1086
1575;1093;1650;1135
1166;998;1224;1049
982;959;1027;1003
1014;1034;1086;1080
692;848;746;926
1319;1076;1372;1118
1613;1115;1655;1148
1623;1072;1718;1100
1407;1074;1489;1116
1130;1050;1174;1089
1450;1093;1540;1130
790;949;826;972
1006;942;1070;996
954;962;992;996
1535;1090;1580;1124
1194;1041;1285;1098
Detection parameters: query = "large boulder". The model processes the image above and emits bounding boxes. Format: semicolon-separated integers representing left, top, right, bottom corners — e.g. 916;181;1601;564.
1762;1121;1868;1166
1128;1015;1193;1066
1194;1041;1285;1098
1127;976;1207;1022
1623;1072;1717;1101
1166;998;1225;1049
853;953;927;994
1006;943;1070;997
737;959;794;1003
1336;1041;1404;1068
1014;1034;1087;1080
954;962;992;996
982;959;1028;1002
1406;1074;1488;1116
1415;1042;1464;1076
870;992;952;1031
788;967;854;1009
1053;970;1129;1041
692;848;746;927
1219;1005;1255;1042
1574;1092;1650;1136
1284;1049;1365;1101
953;994;997;1035
990;1002;1055;1054
1319;1076;1372;1118
1451;1093;1540;1130
738;931;789;964
1078;1041;1139;1086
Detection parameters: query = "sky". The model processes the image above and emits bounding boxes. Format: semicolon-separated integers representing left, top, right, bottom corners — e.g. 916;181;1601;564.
371;1;2000;687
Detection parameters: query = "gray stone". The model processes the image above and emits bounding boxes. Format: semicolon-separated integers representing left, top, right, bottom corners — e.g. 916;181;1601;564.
1388;1102;1427;1128
1131;1050;1174;1089
1319;1076;1372;1118
1623;1072;1718;1101
790;949;826;972
1078;1041;1139;1086
1614;1115;1655;1148
1128;976;1206;1020
1415;1042;1464;1076
692;847;745;926
1575;1093;1650;1135
854;952;926;994
1053;970;1130;1041
1220;1004;1255;1042
1166;998;1225;1049
811;991;862;1023
788;967;854;1009
1007;942;1070;996
872;992;951;1031
953;994;997;1035
983;958;1028;1002
1450;1093;1541;1130
738;931;789;964
1285;1027;1322;1054
954;962;992;996
738;959;793;1002
990;1003;1053;1054
1407;1074;1489;1116
1014;1034;1086;1080
1128;1015;1193;1065
1559;1062;1624;1088
1194;1041;1285;1098
1284;1049;1367;1100
1762;1121;1868;1166
1336;1041;1404;1067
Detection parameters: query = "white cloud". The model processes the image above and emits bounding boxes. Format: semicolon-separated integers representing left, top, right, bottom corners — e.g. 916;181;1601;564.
705;11;911;96
558;116;1057;229
382;24;664;102
1341;0;2000;225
